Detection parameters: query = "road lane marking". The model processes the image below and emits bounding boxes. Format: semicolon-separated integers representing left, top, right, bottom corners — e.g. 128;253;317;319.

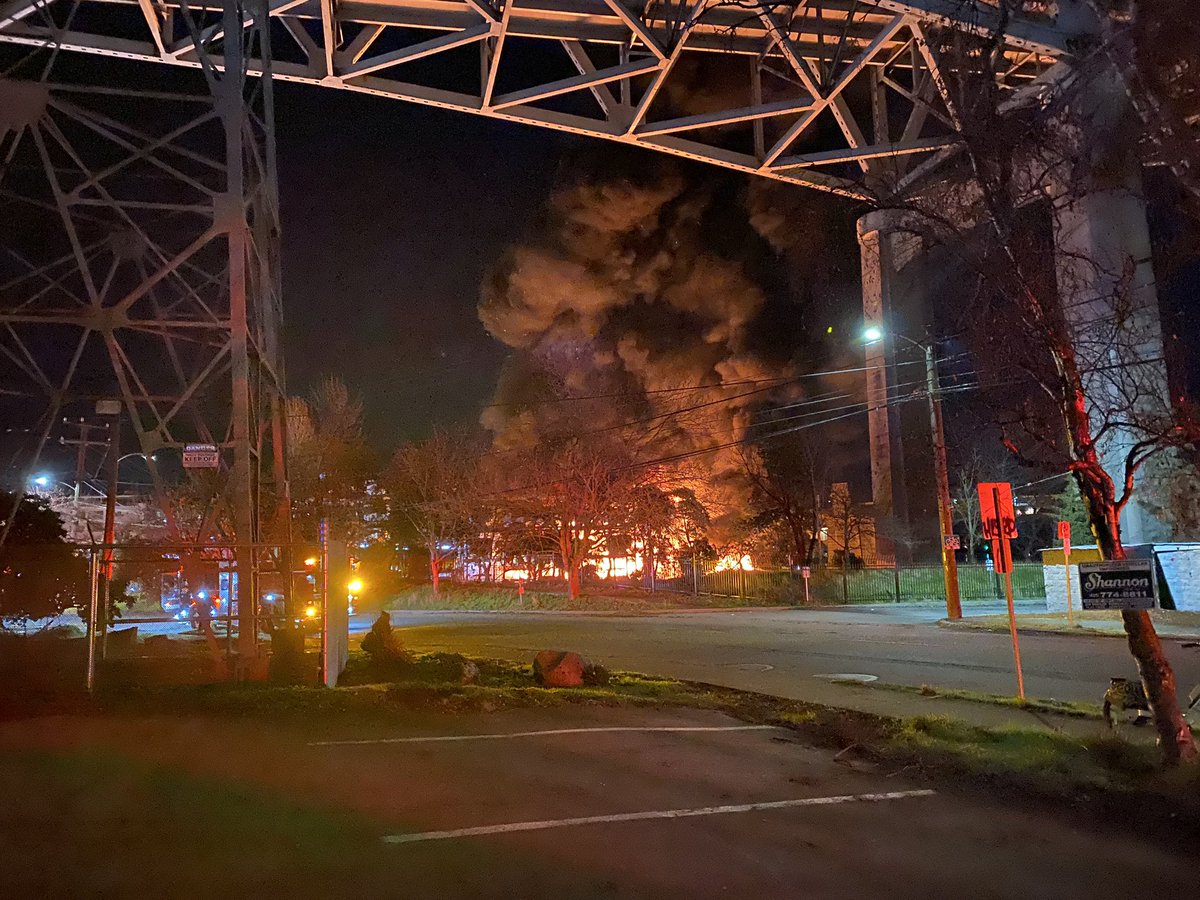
309;725;778;747
381;790;938;844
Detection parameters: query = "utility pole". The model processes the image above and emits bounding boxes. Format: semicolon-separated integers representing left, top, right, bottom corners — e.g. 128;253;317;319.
925;341;962;620
100;402;120;657
59;418;110;542
864;326;962;620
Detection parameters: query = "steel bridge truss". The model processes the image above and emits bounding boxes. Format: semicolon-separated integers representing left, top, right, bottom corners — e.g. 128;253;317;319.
0;0;288;551
0;0;1078;198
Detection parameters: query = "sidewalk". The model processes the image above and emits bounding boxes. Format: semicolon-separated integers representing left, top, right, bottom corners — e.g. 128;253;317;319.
941;609;1200;641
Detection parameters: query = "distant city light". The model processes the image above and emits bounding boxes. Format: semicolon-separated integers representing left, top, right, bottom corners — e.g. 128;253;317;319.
196;590;208;600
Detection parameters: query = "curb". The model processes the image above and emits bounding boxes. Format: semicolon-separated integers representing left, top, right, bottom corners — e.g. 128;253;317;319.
937;618;1200;642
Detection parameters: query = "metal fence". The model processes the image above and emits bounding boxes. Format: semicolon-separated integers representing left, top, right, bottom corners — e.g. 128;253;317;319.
659;562;1046;605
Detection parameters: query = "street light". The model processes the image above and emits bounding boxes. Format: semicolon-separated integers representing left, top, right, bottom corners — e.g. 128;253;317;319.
863;326;963;620
30;473;51;488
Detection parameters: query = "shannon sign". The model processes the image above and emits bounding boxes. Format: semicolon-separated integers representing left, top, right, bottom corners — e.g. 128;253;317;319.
1078;560;1157;611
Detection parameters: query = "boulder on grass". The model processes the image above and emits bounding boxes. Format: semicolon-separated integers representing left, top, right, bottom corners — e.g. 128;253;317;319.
107;626;138;656
533;650;590;687
143;634;176;655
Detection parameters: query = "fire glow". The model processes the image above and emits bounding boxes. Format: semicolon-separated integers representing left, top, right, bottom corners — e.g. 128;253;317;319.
714;554;754;572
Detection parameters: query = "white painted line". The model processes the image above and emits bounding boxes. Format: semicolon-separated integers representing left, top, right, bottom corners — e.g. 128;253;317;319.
381;790;938;844
310;725;777;747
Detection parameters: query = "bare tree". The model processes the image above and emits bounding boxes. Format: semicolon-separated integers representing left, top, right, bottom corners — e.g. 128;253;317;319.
287;377;375;543
515;436;658;601
386;428;483;594
824;483;876;569
740;438;825;567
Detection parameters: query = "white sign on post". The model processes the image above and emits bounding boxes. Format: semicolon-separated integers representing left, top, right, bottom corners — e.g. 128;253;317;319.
183;443;220;469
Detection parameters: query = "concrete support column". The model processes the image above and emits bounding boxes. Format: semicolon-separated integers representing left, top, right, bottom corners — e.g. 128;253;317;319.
858;209;911;561
1050;173;1170;545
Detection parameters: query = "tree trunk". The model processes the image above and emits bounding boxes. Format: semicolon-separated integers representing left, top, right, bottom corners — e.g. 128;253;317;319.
1122;609;1197;765
567;562;581;601
1083;474;1197;766
430;557;440;595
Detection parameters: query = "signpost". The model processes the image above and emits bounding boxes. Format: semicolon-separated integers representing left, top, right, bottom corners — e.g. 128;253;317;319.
978;481;1025;698
801;565;811;605
1079;560;1157;610
183;442;220;469
1058;520;1074;626
322;539;350;688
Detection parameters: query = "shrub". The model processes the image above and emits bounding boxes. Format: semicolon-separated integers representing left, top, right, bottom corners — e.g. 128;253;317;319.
360;612;409;666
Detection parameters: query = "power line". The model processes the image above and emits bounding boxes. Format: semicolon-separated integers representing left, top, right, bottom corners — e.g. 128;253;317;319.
477;353;966;412
478;379;999;499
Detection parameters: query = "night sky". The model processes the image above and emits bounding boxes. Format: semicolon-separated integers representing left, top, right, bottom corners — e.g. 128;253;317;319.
274;84;583;448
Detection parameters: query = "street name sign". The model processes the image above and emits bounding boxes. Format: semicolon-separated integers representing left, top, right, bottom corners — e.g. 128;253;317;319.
1078;560;1157;610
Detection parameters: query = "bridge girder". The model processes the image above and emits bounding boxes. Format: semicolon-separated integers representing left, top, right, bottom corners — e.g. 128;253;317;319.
0;0;1080;198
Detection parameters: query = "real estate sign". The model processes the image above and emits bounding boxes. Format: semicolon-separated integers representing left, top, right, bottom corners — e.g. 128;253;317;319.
1078;560;1157;610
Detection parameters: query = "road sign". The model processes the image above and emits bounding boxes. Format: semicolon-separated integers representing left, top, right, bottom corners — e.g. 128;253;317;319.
1079;560;1157;610
978;482;1018;540
801;566;811;579
95;399;121;416
183;442;220;469
1059;520;1074;626
990;538;1013;574
944;534;961;551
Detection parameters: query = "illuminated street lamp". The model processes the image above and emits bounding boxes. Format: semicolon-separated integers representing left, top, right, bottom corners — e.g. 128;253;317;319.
347;578;363;596
30;473;52;488
863;326;962;620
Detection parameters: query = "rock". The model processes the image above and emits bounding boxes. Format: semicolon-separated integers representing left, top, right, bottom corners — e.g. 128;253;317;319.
144;633;174;654
107;626;138;656
532;650;587;687
460;658;480;685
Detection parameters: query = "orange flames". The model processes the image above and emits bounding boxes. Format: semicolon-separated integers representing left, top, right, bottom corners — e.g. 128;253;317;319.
713;553;753;572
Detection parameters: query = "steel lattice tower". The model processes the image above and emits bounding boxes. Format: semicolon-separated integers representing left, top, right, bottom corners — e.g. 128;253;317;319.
0;0;289;651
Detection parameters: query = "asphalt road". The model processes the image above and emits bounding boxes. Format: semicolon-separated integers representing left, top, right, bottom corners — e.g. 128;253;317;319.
377;605;1200;705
